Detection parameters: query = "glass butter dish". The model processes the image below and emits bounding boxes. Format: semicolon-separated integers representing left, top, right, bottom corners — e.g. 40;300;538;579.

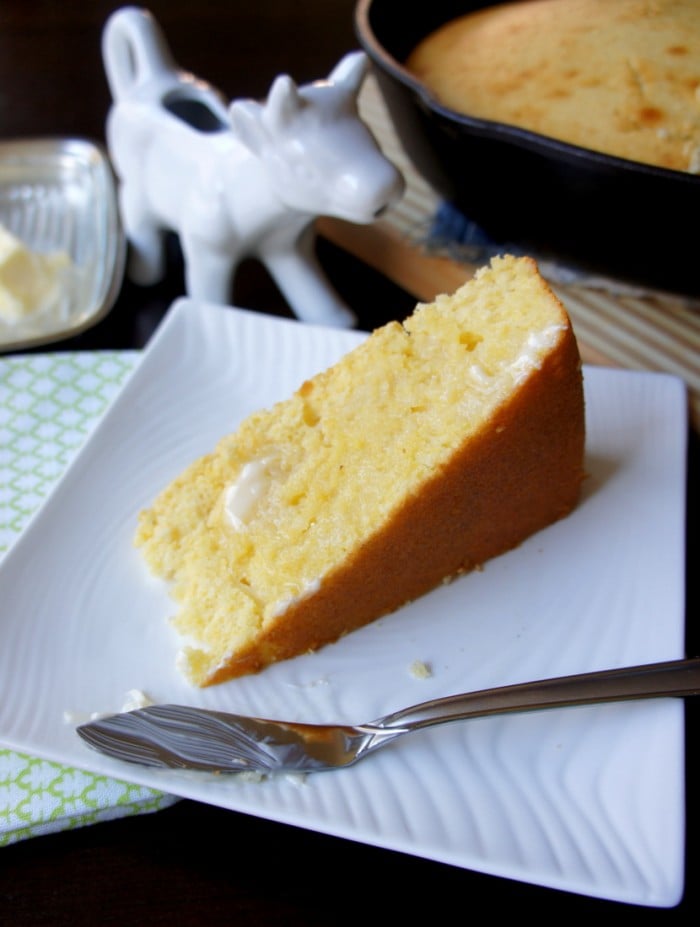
0;138;125;351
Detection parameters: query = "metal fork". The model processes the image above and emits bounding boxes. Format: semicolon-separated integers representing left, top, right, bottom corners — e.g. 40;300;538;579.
77;657;700;774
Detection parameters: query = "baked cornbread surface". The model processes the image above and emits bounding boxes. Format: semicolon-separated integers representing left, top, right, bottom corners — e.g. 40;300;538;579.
135;255;585;686
406;0;700;173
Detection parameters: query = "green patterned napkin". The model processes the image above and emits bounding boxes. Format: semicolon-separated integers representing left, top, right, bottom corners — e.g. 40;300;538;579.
0;351;176;845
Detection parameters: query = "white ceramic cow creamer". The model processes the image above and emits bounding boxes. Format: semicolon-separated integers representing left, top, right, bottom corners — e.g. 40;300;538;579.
101;6;404;327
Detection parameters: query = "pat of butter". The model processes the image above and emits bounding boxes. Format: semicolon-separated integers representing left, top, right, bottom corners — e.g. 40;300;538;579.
0;224;71;323
224;457;276;530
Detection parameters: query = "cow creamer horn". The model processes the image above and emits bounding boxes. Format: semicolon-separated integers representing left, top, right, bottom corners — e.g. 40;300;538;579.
102;6;404;327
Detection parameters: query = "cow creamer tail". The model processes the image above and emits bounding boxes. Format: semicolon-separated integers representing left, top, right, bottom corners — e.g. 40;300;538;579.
102;6;178;102
102;6;404;327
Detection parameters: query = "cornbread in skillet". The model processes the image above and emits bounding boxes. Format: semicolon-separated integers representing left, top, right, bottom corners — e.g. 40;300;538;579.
406;0;700;173
135;255;585;686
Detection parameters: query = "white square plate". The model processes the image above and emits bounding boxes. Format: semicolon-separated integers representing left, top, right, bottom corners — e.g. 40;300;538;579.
0;298;688;906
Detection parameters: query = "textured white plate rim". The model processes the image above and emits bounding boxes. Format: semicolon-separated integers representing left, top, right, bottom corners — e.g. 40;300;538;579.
0;298;688;907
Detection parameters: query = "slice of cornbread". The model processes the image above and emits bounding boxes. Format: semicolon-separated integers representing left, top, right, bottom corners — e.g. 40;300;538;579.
135;255;585;686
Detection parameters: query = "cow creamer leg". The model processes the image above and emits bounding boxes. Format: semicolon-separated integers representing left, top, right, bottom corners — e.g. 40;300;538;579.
119;185;167;286
126;228;167;286
262;231;357;328
182;238;235;304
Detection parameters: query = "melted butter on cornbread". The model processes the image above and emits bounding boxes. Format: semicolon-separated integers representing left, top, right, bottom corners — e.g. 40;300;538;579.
135;255;585;686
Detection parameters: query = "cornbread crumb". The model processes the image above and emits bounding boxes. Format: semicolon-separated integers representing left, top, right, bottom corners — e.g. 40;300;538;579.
121;689;154;712
135;255;585;687
410;660;433;679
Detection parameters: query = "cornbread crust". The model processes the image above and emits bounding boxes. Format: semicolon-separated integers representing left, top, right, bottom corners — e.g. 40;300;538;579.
136;255;585;686
406;0;700;173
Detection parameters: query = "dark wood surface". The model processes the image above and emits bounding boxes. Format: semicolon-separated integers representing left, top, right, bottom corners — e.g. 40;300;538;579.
1;1;697;922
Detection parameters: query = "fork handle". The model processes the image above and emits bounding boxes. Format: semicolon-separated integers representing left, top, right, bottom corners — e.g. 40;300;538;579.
375;657;700;732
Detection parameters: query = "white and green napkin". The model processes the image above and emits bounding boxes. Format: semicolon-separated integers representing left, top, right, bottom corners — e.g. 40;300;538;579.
0;350;176;845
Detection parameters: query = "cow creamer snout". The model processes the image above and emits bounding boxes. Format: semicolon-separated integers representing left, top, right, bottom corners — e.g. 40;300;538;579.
102;8;404;328
344;159;405;223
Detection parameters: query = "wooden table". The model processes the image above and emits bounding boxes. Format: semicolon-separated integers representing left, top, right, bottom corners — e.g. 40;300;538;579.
1;2;697;922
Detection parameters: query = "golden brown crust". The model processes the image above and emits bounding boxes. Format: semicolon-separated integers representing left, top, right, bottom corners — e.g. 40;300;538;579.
407;0;700;173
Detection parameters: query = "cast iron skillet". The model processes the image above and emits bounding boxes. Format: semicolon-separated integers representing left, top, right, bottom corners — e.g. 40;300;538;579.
355;0;699;296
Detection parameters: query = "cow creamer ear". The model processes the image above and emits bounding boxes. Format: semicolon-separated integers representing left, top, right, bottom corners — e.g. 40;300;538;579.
264;74;303;131
327;51;368;94
229;99;267;154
